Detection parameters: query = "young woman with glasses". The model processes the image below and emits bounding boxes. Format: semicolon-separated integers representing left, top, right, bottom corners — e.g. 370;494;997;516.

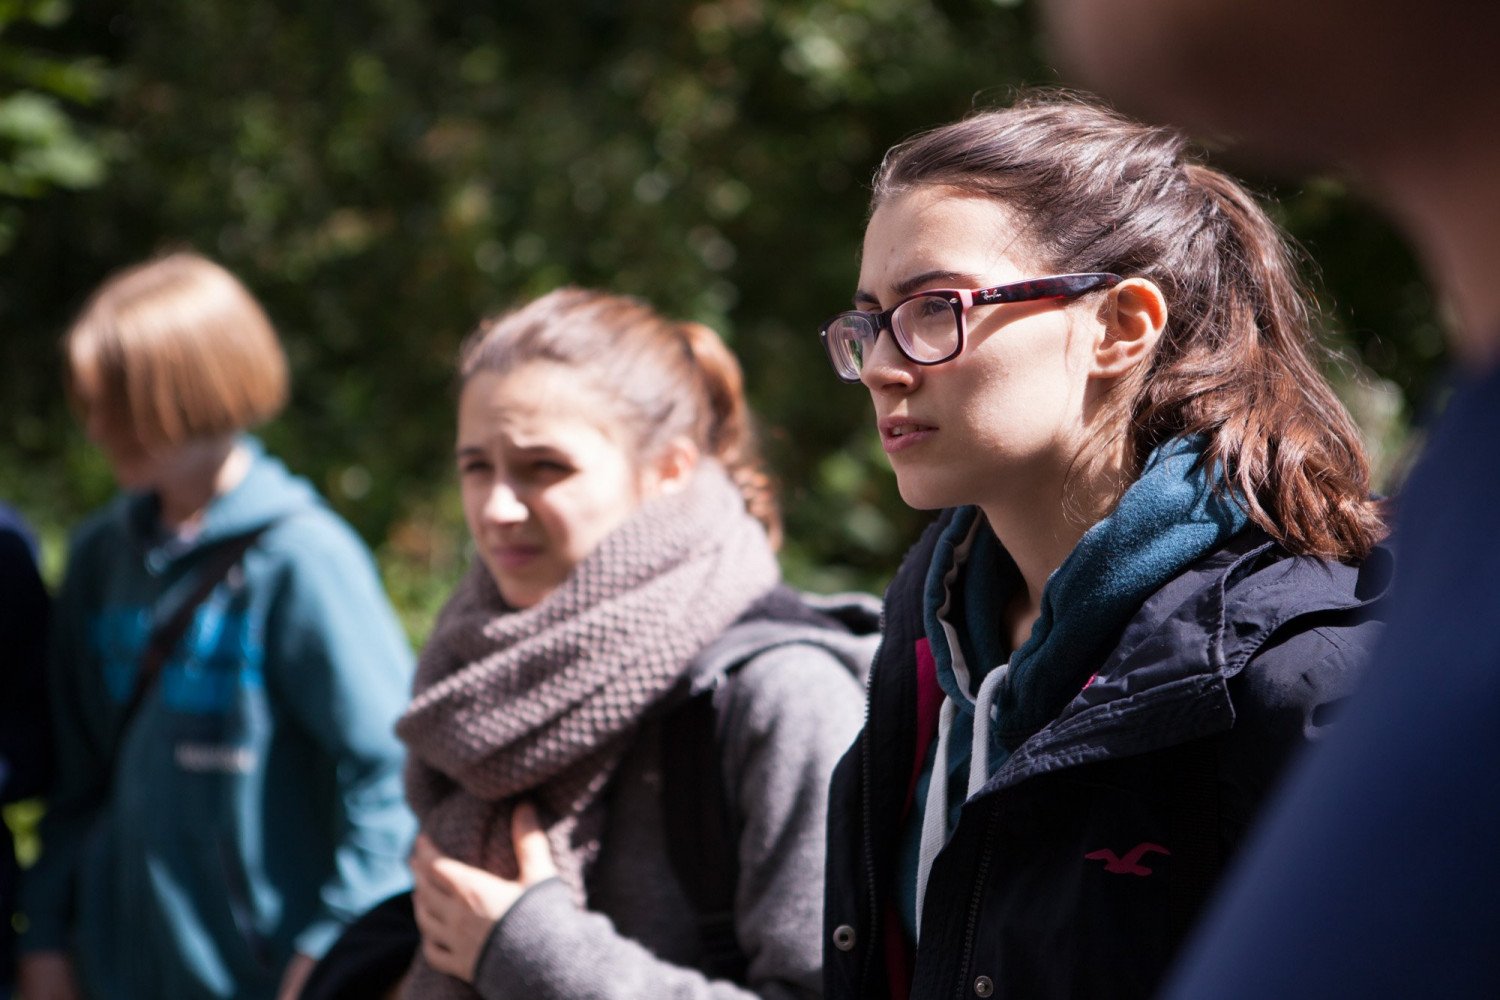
818;92;1392;1000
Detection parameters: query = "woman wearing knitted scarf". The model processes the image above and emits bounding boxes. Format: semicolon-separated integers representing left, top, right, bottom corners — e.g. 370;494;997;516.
391;289;872;1000
817;93;1392;1000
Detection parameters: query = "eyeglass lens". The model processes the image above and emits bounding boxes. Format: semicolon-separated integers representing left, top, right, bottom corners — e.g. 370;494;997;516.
825;315;869;379
893;294;959;363
826;294;959;379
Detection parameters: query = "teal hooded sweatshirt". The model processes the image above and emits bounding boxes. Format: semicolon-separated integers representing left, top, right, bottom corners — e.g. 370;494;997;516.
20;439;416;999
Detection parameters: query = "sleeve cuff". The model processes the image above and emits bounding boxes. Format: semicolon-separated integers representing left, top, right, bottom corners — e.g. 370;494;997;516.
472;877;571;1000
293;916;346;961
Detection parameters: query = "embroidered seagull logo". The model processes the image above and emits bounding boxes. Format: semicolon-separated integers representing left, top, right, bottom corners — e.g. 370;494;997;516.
1084;843;1171;876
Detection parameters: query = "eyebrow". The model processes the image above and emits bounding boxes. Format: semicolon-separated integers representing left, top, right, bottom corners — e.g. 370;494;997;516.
853;269;989;308
454;441;564;460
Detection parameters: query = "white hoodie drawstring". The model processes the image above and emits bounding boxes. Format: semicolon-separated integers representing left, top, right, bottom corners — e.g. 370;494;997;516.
968;662;1010;797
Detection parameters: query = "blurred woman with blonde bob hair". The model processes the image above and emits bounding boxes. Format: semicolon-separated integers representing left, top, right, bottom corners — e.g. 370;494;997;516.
19;252;416;1000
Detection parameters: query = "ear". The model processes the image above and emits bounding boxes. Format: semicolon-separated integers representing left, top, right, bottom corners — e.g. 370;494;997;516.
644;436;701;497
1091;278;1168;379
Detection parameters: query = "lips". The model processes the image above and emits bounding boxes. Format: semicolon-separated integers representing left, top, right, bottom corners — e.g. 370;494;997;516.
491;542;545;571
878;417;937;453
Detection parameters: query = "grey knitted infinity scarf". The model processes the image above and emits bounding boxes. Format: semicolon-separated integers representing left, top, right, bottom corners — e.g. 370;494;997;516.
396;462;779;998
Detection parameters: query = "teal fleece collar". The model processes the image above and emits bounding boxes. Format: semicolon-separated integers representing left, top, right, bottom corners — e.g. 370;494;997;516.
924;436;1251;759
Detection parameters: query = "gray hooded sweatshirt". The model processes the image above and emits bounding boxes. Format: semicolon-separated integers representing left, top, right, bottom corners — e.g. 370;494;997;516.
471;590;878;1000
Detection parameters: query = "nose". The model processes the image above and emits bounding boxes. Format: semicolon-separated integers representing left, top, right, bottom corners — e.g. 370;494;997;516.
482;481;529;526
858;326;919;395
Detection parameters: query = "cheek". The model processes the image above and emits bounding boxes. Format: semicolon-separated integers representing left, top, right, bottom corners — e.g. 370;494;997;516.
550;476;642;560
979;344;1085;426
459;481;488;539
558;497;627;557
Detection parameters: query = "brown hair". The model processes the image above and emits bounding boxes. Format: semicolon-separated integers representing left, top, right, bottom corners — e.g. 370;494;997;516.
873;91;1385;561
459;287;782;545
65;252;289;446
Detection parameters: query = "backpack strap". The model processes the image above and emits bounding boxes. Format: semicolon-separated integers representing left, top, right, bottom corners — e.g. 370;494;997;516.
114;525;271;757
659;684;746;982
659;584;858;983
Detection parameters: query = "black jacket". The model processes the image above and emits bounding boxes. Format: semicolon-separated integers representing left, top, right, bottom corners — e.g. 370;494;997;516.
825;511;1390;1000
1;506;49;988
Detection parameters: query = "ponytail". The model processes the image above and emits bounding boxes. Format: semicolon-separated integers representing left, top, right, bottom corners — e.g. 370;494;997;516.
1142;166;1386;559
874;91;1386;561
678;322;783;547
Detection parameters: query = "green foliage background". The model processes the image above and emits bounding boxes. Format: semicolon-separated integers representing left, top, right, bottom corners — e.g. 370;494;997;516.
1;0;1444;643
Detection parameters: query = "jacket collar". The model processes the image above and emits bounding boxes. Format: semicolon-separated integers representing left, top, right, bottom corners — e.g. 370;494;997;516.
983;529;1392;791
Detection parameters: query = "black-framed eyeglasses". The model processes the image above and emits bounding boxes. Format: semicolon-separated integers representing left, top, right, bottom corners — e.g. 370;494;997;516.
818;272;1123;383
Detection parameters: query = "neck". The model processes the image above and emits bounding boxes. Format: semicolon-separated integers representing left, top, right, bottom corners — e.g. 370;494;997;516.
979;492;1100;649
157;439;250;530
1367;140;1500;372
978;442;1127;648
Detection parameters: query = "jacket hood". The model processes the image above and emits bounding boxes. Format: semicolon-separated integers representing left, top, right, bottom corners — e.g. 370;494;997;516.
996;530;1395;785
1082;530;1394;705
116;437;326;567
682;587;882;696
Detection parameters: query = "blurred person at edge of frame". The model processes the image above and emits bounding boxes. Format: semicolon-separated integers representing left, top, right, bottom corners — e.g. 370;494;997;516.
1;503;50;1000
816;91;1392;1000
1043;2;1500;997
17;252;416;1000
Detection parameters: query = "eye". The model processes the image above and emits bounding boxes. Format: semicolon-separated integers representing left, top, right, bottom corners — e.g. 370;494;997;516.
527;458;574;478
457;456;492;477
906;295;952;320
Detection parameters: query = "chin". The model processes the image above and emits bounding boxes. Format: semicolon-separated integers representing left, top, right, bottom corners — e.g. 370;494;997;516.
495;579;542;610
894;474;965;513
492;566;564;610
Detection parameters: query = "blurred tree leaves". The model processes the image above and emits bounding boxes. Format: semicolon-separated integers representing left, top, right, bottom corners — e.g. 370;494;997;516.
0;0;1443;639
0;0;106;247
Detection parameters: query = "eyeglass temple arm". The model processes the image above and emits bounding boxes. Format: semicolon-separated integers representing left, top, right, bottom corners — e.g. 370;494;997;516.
973;273;1121;305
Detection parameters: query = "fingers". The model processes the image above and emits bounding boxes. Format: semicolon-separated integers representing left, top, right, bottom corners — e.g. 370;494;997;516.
421;934;464;979
412;854;493;984
412;881;449;936
408;809;550;984
411;832;437;865
411;835;460;899
412;801;556;906
413;883;466;979
512;801;559;883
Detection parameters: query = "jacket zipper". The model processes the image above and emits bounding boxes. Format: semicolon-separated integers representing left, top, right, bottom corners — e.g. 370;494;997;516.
953;809;1001;999
857;605;888;994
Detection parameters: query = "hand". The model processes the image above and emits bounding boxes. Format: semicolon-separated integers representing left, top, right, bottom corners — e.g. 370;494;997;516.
274;951;316;1000
411;802;558;983
17;950;81;1000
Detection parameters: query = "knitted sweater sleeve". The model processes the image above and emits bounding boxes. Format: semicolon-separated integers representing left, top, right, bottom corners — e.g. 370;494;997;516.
472;641;866;1000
